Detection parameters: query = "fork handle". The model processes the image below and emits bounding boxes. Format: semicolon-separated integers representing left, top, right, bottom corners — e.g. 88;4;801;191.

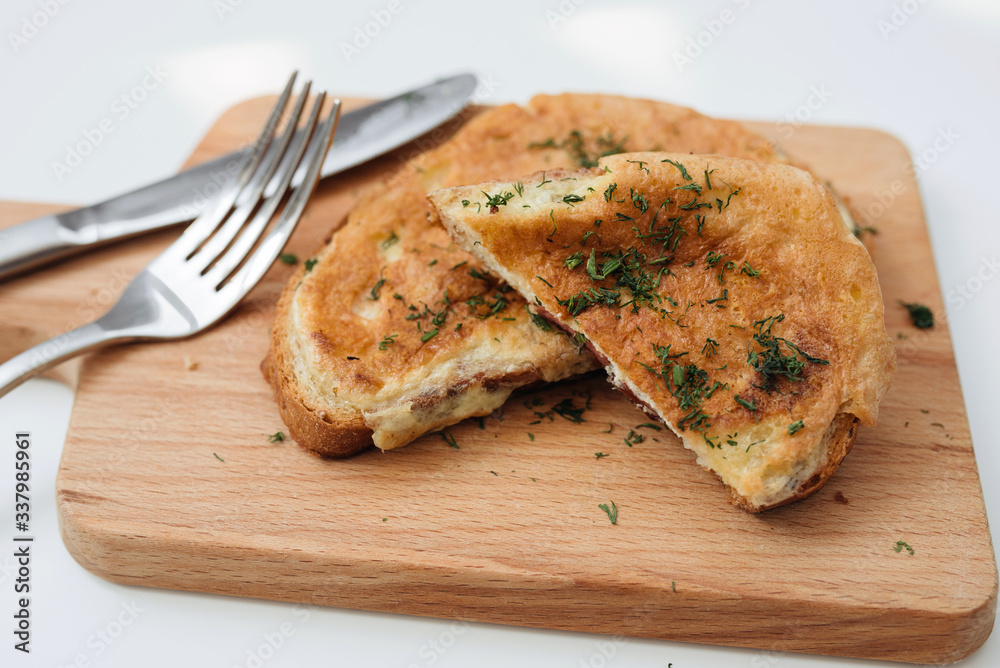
0;322;123;399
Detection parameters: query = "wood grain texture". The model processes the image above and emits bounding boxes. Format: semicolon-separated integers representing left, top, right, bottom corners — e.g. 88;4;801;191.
0;97;994;664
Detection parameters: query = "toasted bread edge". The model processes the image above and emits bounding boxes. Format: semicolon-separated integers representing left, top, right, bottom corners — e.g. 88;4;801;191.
736;413;859;512
262;260;374;458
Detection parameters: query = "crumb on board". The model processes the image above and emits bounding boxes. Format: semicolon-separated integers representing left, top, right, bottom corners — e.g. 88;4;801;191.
184;356;199;371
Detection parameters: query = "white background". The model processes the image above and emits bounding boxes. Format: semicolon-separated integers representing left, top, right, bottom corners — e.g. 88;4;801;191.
1;0;998;666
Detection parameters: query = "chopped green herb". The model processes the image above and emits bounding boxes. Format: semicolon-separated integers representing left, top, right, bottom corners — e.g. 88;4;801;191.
900;301;934;329
630;188;650;213
598;501;618;524
381;231;399;249
740;261;761;277
734;395;757;421
565;251;585;270
747;314;829;392
602;423;614;433
563;193;585;206
483;190;515;211
595;452;610;459
267;432;285;443
528;433;535;441
420;329;439;342
661;158;692;181
625;159;649;174
702;338;719;357
440;431;459;449
623;429;644;446
552;397;587;423
705;251;727;269
706;289;729;305
537;129;628;169
788;420;805;435
213;452;225;462
378;334;398;351
636;423;662;431
527;306;553;332
303;258;318;272
894;540;915;556
367;272;387;301
279;252;298;265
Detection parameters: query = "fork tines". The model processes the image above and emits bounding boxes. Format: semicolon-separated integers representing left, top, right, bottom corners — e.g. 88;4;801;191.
153;72;340;299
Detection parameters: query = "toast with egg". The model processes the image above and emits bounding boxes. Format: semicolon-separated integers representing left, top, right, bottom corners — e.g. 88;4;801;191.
430;152;895;510
263;94;798;457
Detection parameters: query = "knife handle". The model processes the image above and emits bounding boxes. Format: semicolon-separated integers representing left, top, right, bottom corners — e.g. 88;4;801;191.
0;215;102;280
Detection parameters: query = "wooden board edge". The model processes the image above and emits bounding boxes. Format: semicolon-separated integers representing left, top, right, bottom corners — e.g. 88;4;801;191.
56;489;997;665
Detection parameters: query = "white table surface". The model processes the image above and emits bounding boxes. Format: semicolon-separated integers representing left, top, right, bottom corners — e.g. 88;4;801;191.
2;0;998;666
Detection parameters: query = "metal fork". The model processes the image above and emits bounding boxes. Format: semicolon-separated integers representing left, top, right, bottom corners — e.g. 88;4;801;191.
0;72;340;399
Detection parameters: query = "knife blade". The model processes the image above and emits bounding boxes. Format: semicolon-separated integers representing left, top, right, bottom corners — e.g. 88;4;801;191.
0;73;479;281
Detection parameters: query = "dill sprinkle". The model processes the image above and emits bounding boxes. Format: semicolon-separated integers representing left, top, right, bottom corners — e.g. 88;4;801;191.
900;301;934;329
598;501;618;524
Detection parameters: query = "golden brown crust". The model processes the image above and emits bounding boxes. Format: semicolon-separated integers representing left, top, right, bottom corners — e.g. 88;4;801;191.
264;93;792;455
432;152;896;510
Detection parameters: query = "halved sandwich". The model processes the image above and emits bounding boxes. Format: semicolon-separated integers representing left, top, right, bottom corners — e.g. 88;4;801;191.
263;95;790;456
430;152;895;511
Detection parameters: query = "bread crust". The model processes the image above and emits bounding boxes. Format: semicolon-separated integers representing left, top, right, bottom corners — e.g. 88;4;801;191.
262;263;372;457
737;414;859;512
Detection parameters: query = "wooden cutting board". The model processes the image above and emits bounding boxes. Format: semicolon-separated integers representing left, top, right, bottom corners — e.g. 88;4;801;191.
0;96;995;665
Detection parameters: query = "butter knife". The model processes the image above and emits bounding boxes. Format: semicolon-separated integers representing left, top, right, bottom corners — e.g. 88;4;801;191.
0;73;478;281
